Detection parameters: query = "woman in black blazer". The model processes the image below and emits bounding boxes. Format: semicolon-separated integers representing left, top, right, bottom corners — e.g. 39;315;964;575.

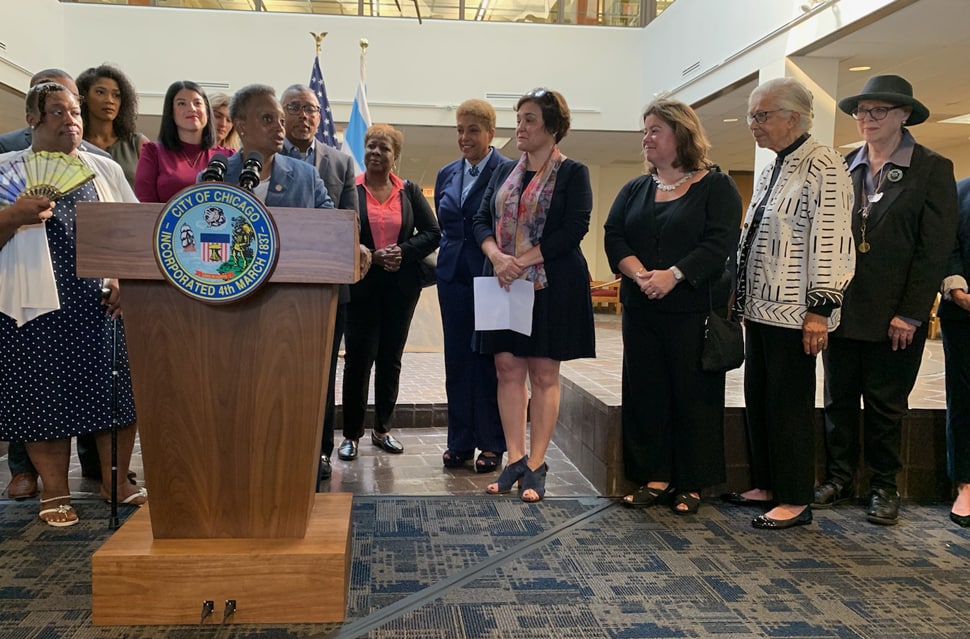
816;75;958;526
338;124;440;461
472;88;595;503
604;98;742;515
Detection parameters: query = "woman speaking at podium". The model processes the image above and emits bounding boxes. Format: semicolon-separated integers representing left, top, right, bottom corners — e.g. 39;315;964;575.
0;81;146;526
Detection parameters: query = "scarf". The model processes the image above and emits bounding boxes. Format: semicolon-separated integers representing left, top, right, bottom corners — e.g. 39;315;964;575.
494;147;564;290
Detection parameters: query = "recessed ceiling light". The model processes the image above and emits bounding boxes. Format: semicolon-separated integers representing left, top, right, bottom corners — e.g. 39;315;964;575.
849;66;871;72
722;118;739;123
939;114;970;124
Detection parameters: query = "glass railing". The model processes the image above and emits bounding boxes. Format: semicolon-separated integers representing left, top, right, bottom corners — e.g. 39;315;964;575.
61;0;676;27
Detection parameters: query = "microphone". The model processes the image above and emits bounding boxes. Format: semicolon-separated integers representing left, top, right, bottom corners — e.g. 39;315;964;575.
238;152;263;192
200;153;228;182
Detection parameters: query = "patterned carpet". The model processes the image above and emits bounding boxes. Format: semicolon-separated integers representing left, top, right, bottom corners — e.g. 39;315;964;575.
1;496;968;638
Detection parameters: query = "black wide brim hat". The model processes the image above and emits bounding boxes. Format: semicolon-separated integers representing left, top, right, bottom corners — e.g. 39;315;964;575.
838;74;930;126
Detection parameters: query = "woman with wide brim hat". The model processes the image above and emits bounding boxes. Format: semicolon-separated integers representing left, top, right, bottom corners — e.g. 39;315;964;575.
814;74;958;526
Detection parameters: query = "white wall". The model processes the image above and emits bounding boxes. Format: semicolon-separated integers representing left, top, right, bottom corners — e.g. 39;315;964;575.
2;0;642;133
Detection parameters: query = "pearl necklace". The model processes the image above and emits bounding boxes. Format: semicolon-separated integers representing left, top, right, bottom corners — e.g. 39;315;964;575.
651;171;695;191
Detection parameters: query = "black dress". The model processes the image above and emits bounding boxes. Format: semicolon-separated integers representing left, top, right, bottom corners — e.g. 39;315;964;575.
472;158;595;362
0;182;136;441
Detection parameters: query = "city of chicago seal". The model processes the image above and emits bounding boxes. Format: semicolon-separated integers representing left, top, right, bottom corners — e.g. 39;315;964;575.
153;183;279;303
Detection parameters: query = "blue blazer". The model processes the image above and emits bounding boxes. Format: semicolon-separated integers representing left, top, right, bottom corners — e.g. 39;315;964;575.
939;177;970;322
223;151;334;209
433;149;511;284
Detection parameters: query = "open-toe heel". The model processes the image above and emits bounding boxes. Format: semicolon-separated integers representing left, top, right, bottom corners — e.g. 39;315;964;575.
521;463;548;503
622;484;675;508
486;455;529;494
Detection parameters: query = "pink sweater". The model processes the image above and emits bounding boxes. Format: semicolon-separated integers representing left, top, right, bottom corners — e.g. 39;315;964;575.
134;141;235;203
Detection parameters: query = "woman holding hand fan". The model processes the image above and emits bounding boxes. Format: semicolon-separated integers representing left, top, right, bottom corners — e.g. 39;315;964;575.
0;81;145;527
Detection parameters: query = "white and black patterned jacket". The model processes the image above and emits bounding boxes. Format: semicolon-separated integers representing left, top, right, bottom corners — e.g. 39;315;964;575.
738;136;855;330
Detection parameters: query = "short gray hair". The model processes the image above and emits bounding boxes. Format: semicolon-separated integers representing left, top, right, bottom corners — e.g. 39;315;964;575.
750;77;814;133
230;84;276;121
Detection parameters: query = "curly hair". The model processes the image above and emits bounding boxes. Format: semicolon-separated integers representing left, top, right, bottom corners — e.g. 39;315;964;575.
456;98;496;131
76;64;140;139
641;98;713;172
25;81;73;126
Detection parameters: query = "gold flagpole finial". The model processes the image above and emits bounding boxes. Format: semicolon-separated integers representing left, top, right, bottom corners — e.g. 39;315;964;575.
359;38;369;54
311;32;328;55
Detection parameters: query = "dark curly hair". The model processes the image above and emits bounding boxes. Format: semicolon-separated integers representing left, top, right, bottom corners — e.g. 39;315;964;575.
76;64;140;139
158;80;216;151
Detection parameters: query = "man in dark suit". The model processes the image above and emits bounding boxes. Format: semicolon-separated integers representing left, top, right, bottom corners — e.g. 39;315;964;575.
815;75;959;525
280;84;368;483
433;99;512;472
1;68;110;500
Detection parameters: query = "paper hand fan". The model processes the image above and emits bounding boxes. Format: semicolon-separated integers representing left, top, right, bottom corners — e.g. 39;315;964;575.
0;151;95;206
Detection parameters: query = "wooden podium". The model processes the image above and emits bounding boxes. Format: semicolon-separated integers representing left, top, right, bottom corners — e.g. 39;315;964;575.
76;200;358;625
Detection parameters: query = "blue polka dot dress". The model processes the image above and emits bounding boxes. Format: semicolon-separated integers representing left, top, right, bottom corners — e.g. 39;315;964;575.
0;181;136;442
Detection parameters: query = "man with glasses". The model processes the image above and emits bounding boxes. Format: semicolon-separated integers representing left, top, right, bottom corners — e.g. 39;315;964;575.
280;84;368;484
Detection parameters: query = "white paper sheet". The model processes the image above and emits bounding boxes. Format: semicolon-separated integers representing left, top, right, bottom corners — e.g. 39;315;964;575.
473;276;534;336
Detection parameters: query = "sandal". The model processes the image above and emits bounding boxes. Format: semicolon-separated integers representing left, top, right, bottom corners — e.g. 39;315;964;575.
672;491;701;515
475;451;502;474
39;495;79;527
622;484;675;508
442;449;473;469
102;486;148;507
521;463;548;503
486;455;529;494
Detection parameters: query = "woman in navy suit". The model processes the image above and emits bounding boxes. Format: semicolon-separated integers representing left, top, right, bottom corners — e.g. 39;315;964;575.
434;100;511;473
338;124;440;461
473;89;595;502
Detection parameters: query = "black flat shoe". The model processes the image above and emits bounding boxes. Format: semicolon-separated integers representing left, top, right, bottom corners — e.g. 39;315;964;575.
949;511;970;528
319;454;332;480
751;507;812;530
721;492;773;506
371;432;404;454
337;438;358;461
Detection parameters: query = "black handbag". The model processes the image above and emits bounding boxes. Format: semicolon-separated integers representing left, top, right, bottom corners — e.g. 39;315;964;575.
417;251;438;288
701;288;744;373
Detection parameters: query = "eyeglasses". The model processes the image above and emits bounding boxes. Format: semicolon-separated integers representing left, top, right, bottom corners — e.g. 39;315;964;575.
851;105;904;121
283;103;321;115
746;109;788;124
526;88;552;100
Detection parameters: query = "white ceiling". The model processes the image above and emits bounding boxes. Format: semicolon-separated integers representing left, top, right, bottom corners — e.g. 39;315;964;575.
2;0;968;183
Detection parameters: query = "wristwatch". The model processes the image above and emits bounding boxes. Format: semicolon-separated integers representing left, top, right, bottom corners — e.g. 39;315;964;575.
670;266;684;282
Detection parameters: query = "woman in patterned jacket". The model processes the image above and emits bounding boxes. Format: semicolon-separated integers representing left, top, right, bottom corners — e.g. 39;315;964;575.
723;77;855;530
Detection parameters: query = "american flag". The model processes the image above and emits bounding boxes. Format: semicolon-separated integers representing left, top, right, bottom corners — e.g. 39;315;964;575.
200;233;231;263
309;57;338;149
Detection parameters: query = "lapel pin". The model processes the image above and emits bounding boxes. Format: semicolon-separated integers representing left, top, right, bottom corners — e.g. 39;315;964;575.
887;168;903;183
